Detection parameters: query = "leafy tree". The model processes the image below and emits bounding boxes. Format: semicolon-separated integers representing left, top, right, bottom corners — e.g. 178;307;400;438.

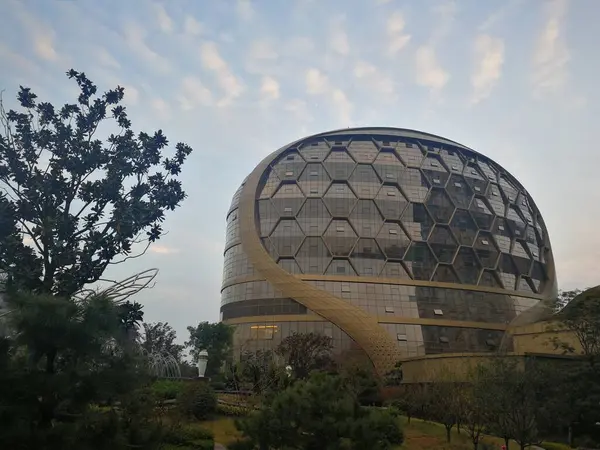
139;321;184;361
236;371;403;450
186;321;233;376
0;70;193;297
275;331;334;379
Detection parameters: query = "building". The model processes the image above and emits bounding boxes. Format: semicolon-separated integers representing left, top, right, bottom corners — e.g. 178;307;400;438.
221;127;557;376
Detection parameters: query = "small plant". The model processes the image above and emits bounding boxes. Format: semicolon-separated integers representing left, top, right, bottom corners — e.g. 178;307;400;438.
177;382;217;420
150;379;185;400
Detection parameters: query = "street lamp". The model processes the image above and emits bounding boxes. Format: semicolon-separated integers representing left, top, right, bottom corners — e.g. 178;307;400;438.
197;349;209;378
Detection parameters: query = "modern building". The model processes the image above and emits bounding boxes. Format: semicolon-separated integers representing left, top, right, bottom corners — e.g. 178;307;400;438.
221;127;557;376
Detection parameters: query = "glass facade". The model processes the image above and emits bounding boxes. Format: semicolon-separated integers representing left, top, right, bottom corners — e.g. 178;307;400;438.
222;128;555;363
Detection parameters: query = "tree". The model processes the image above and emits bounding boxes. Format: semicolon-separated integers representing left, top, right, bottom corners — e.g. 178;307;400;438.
236;371;403;450
139;321;184;361
427;369;463;443
186;321;233;376
0;70;193;297
275;331;334;379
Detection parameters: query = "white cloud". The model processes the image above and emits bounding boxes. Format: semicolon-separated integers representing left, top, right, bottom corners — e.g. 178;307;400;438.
199;42;244;106
150;245;179;255
386;12;411;55
154;3;173;33
470;34;505;105
305;68;329;95
123;22;171;72
430;0;457;44
331;89;353;125
178;76;213;110
184;15;203;35
260;76;280;101
354;60;395;97
415;45;449;92
284;99;313;123
122;84;140;105
329;15;350;56
249;39;278;60
10;2;60;62
237;0;254;21
531;0;570;96
96;47;120;69
151;98;171;120
478;0;524;32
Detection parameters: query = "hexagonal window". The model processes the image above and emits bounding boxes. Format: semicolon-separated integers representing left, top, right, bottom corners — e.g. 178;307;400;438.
296;237;331;274
257;199;279;237
298;163;331;197
323;182;357;217
347;139;379;163
350;238;386;276
271;150;306;180
260;169;281;199
428;225;458;263
499;174;519;204
454;247;481;285
477;159;498;183
262;238;278;259
498;253;518;290
297;199;332;236
525;241;542;263
373;151;405;184
432;264;460;283
479;270;502;288
325;259;357;276
373;138;398;150
271;184;305;216
323;149;356;180
398;168;429;203
326;137;352;149
450;209;478;246
469;196;495;230
376;223;411;259
278;258;303;274
473;232;500;269
516;196;535;227
348;164;381;199
511;241;532;275
323;220;358;256
463;162;488;194
517;276;535;294
269;220;305;257
298;140;330;162
421;154;450;187
374;185;408;221
530;261;546;291
381;261;411;279
401;203;434;241
446;174;473;209
425;188;455;224
486;184;506;216
491;218;512;253
395;141;424;167
534;214;545;243
506;206;527;238
349;200;384;238
440;148;464;174
404;242;436;280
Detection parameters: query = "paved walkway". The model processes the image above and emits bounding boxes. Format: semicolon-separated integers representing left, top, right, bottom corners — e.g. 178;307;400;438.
214;443;227;450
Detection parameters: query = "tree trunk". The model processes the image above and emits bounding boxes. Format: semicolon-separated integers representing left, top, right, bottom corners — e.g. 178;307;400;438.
445;425;452;442
568;424;573;447
520;443;526;450
407;413;411;424
504;436;510;450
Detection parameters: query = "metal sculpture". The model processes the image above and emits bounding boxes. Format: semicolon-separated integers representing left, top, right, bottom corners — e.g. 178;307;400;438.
73;268;159;304
139;347;182;379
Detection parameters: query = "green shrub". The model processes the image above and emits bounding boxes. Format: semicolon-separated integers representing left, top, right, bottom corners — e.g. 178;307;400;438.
151;379;186;400
162;423;214;449
540;443;573;450
227;439;256;450
177;382;217;420
216;402;251;417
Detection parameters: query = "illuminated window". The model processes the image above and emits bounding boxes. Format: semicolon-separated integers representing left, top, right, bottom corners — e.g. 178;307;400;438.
250;325;277;340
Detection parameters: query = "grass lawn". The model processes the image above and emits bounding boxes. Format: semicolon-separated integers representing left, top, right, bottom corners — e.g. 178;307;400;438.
199;415;572;449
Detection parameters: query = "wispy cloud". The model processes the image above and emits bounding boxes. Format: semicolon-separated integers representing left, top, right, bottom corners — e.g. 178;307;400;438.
305;68;352;124
470;34;505;105
531;0;570;97
415;46;449;92
237;0;255;21
329;15;350;56
199;41;244;107
183;15;203;36
260;76;280;101
178;76;213;110
354;60;395;98
386;11;411;55
478;0;524;32
150;245;179;255
123;22;171;72
153;3;173;33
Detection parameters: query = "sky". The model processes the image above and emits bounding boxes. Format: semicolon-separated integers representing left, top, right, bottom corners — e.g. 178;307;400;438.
1;0;599;344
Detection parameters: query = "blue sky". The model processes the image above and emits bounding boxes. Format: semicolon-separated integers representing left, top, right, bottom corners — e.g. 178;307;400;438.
1;0;599;343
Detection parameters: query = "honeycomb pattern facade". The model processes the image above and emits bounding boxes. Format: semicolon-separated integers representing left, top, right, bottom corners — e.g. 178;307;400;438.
221;128;556;372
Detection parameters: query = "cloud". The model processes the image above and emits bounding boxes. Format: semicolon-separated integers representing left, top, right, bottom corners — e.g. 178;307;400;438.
329;15;350;56
178;76;213;110
305;68;353;124
284;99;313;123
96;47;120;69
531;0;570;96
305;68;329;95
415;46;449;92
123;22;171;72
331;89;353;124
249;39;278;60
353;61;395;97
150;245;179;255
199;41;244;107
260;76;280;101
153;3;173;33
151;98;171;120
429;0;457;44
386;11;411;55
237;0;255;21
478;0;524;32
470;34;504;105
184;15;203;36
10;1;61;63
122;85;140;105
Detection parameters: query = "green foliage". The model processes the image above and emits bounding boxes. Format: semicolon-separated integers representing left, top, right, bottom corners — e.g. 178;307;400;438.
150;379;186;400
162;423;214;444
275;331;335;379
177;382;217;420
236;371;403;450
0;70;193;296
341;364;382;406
140;321;184;361
217;402;252;417
186;321;233;376
539;442;573;450
226;439;256;450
